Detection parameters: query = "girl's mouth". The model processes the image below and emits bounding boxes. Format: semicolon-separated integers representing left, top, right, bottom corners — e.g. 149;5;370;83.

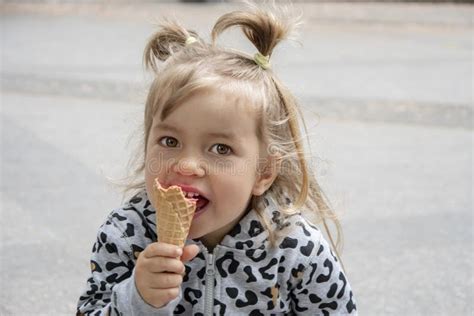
183;191;209;219
193;199;209;219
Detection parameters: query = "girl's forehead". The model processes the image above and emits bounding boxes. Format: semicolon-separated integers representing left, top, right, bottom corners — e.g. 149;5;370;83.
159;83;262;121
167;90;253;122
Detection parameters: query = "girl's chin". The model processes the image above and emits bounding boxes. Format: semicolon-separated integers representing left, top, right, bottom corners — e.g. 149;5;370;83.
187;230;206;242
187;221;215;243
187;221;207;240
188;219;208;239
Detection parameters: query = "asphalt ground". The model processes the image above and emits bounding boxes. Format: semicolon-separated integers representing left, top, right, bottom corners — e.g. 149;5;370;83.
1;2;473;315
1;2;472;128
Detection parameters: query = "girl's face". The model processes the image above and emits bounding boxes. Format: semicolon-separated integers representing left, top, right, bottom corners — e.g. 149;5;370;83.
145;87;274;249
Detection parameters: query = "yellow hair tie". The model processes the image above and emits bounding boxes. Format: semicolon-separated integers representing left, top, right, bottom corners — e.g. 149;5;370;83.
185;36;197;45
254;52;271;70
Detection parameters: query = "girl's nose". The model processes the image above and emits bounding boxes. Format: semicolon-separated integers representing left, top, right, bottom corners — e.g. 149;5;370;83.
172;158;205;177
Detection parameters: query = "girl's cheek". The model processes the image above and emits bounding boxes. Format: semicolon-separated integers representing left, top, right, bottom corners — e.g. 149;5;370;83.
147;150;178;175
208;156;238;176
146;157;162;176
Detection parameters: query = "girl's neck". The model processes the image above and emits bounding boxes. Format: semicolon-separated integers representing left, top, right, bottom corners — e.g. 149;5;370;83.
199;204;252;251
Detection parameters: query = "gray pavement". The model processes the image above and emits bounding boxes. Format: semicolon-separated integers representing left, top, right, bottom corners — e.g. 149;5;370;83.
1;2;472;127
1;2;473;316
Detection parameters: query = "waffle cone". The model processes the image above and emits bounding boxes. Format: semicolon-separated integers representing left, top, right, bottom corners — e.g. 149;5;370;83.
151;179;196;248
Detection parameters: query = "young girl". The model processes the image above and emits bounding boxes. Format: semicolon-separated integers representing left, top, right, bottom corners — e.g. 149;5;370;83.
77;3;357;315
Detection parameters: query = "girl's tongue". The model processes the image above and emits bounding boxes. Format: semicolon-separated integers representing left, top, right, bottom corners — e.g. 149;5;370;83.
195;196;209;211
187;195;209;212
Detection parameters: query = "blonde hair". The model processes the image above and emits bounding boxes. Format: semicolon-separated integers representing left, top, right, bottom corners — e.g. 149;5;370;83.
125;1;345;269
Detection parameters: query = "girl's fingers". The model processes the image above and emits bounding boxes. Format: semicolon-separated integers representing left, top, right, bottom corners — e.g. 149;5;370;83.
148;272;183;289
180;244;200;263
144;242;182;259
141;242;199;275
146;256;185;274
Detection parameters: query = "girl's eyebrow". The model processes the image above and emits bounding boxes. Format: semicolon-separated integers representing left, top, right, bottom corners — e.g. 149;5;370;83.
206;131;238;141
155;123;181;133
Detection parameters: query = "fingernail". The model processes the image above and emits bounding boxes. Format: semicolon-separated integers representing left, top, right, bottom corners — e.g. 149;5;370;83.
176;248;183;256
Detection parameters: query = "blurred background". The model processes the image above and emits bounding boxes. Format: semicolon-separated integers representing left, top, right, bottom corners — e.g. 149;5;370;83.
1;0;472;315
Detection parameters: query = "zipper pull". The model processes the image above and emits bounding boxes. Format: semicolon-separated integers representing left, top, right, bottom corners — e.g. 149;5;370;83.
206;253;215;276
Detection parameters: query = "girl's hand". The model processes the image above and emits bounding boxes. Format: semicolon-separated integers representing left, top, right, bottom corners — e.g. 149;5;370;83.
135;242;200;309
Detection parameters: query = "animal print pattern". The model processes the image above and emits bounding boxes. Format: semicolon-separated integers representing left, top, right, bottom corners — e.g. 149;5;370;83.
77;190;357;315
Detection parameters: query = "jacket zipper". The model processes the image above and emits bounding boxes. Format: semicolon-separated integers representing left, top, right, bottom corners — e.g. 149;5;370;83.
203;247;218;316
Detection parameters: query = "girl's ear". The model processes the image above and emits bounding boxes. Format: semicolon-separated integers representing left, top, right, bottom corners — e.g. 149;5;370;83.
252;154;281;196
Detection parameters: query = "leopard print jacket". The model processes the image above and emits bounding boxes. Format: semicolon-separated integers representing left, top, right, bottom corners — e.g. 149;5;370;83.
77;190;357;315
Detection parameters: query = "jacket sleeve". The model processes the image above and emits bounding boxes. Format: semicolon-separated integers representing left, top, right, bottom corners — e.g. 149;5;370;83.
76;214;182;316
290;233;358;315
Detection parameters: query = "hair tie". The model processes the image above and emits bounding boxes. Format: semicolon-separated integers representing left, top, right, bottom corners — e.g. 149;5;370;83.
254;52;271;70
185;36;197;46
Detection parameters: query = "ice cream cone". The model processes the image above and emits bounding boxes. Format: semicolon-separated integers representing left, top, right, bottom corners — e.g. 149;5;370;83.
151;179;196;248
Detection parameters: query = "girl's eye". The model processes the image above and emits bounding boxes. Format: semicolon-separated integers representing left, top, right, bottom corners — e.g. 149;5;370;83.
159;136;179;148
211;143;232;155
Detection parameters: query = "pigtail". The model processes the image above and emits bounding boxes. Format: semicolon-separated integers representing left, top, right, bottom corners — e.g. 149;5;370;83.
211;1;300;59
144;20;200;73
